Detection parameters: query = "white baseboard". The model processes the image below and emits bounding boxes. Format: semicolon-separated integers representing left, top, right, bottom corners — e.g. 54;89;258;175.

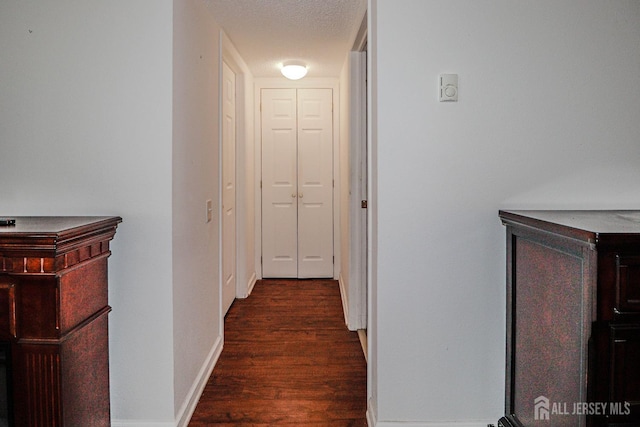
372;422;495;427
113;335;224;427
357;329;368;363
367;399;376;427
175;335;224;427
367;398;495;427
246;271;257;297
111;420;175;427
338;273;351;327
237;271;257;299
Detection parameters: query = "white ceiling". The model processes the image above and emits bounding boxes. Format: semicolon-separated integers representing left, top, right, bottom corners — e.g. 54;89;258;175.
204;0;367;78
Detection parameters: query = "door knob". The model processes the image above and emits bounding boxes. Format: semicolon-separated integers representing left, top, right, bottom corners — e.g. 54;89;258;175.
291;193;297;198
299;193;303;198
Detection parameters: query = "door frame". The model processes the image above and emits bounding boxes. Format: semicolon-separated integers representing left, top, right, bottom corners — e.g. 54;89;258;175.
348;50;367;330
254;77;340;280
221;60;237;314
221;31;255;306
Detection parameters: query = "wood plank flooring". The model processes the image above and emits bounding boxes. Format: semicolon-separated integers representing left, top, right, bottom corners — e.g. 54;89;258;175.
188;279;368;427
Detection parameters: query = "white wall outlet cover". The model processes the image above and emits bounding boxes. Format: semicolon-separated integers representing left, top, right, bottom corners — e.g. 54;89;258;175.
439;74;458;102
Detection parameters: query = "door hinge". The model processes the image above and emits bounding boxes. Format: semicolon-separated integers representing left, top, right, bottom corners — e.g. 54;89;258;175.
361;200;368;209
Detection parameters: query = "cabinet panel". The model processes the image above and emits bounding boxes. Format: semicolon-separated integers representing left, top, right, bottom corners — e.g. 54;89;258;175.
609;324;640;423
60;313;110;427
12;344;62;427
59;258;108;333
0;281;16;340
499;210;640;427
510;234;590;427
616;255;640;314
16;277;58;339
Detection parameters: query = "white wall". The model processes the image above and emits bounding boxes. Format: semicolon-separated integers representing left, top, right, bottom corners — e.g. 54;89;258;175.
172;1;223;425
370;0;640;425
0;0;176;423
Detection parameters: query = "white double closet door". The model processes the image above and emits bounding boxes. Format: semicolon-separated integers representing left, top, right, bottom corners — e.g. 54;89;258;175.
261;88;334;279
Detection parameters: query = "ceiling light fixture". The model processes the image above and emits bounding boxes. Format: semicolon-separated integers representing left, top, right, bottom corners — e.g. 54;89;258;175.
281;61;308;80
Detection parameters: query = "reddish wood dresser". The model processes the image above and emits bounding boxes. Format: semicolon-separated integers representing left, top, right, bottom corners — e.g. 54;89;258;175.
0;216;121;427
498;210;640;427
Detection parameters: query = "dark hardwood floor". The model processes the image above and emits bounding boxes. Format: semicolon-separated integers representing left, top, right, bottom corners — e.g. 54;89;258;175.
188;279;368;427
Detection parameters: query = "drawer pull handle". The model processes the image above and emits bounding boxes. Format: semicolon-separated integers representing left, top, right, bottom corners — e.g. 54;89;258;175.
0;283;16;339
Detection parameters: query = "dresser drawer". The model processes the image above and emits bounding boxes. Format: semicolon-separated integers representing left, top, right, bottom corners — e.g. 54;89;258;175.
616;254;640;314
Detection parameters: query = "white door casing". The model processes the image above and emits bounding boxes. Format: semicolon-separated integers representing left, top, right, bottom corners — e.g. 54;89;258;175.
261;88;334;278
348;50;368;330
222;61;237;314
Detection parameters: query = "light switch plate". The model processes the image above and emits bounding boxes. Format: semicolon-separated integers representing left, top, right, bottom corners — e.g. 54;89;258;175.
439;74;458;102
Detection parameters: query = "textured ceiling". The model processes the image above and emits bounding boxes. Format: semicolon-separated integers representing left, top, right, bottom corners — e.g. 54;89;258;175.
204;0;367;78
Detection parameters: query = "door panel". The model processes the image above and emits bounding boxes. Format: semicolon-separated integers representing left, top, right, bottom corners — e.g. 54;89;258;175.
261;89;333;278
261;89;298;277
222;62;236;314
297;89;333;278
261;88;334;279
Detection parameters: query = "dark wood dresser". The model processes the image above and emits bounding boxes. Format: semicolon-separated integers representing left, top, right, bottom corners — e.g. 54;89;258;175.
0;216;121;427
498;210;640;427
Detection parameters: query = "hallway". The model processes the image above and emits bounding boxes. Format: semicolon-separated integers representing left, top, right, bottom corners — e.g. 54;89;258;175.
188;279;367;426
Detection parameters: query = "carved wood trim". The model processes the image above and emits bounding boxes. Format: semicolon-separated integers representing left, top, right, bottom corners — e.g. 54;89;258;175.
0;241;111;274
24;351;62;427
18;306;112;345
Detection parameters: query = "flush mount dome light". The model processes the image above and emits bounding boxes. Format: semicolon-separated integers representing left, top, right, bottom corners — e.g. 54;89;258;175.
281;61;308;80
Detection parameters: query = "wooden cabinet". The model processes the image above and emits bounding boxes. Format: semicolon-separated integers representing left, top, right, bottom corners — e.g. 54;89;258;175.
498;210;640;427
0;216;121;427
